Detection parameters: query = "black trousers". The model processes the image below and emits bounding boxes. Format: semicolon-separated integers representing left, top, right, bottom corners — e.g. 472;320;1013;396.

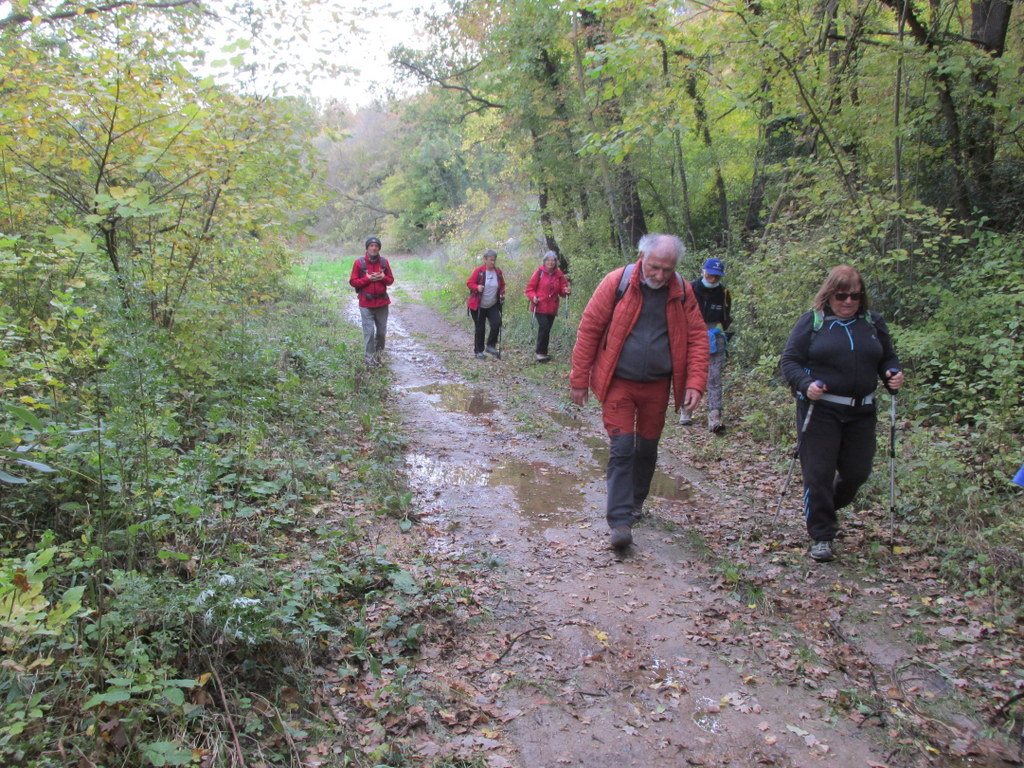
534;312;555;355
797;400;877;542
607;433;660;529
471;305;501;353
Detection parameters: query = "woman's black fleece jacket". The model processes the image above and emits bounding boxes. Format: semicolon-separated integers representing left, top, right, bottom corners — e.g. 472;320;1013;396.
780;310;901;400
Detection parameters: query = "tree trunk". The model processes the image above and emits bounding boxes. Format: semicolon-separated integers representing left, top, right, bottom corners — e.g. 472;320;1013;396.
964;0;1014;220
574;10;644;257
687;71;730;246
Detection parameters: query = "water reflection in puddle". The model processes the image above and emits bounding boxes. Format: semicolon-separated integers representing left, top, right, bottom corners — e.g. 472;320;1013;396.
489;459;585;529
548;409;583;428
407;383;498;415
406;453;487;488
405;453;587;530
692;695;724;734
582;436;694;502
649;657;688;689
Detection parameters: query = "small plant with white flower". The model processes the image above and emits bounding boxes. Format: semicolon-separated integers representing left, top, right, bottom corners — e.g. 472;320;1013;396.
194;572;276;646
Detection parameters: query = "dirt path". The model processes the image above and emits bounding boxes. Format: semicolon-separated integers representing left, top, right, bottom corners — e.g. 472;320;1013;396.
354;282;1020;768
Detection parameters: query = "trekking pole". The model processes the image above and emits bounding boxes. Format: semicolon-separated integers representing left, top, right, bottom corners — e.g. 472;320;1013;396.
495;300;503;359
886;370;900;551
768;382;824;535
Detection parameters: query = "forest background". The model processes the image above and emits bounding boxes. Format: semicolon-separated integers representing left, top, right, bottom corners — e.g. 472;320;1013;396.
1;0;1021;766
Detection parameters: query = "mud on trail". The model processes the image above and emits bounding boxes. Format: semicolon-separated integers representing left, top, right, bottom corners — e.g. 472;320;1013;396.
352;284;1021;768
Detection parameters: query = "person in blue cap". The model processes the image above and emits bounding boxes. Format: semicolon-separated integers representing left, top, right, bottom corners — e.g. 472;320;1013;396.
681;257;732;432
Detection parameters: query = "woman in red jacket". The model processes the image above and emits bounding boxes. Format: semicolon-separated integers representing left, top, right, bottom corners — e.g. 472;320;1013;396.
466;249;506;359
525;251;571;362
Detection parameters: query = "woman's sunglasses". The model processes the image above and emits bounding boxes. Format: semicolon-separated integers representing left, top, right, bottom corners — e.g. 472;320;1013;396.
834;291;863;302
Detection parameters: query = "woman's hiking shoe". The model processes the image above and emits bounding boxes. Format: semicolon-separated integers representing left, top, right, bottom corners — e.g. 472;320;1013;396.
678;409;693;425
810;540;834;562
610;526;633;551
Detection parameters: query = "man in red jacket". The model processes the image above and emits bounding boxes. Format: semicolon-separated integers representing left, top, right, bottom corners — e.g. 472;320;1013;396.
570;234;709;551
349;236;394;364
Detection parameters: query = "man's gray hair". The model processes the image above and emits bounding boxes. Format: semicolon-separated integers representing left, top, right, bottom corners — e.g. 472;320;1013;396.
637;233;685;263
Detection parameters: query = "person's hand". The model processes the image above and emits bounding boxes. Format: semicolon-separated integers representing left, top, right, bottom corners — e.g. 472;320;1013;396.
885;369;905;391
683;388;702;412
570;387;588;406
566;287;572;295
806;380;826;400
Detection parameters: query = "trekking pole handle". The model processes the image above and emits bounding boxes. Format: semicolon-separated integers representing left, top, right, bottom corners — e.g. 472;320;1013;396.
884;368;901;394
797;382;824;434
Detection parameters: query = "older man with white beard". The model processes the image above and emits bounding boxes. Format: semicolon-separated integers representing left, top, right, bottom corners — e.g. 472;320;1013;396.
570;234;709;552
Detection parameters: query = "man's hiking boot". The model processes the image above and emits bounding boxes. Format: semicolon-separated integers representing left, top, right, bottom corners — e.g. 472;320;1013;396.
708;410;724;433
610;526;633;551
535;353;550;363
810;540;834;562
678;409;693;425
486;345;500;358
475;352;486;359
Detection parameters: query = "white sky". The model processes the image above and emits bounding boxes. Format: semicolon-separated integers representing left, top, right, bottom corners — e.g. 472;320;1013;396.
207;0;445;110
305;1;438;108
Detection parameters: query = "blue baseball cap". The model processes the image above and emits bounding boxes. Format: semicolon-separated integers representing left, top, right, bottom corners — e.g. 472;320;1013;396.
702;258;725;276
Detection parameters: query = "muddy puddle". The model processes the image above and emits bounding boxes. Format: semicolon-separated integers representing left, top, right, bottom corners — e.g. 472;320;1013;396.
407;380;694;507
406;434;692;534
547;408;584;428
405;452;587;530
406;382;499;415
581;435;694;503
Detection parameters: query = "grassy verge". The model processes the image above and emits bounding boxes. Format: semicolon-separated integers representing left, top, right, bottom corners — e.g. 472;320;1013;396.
0;272;484;767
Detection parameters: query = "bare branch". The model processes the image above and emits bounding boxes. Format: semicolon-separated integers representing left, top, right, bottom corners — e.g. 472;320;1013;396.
392;57;506;112
325;185;399;217
0;1;200;32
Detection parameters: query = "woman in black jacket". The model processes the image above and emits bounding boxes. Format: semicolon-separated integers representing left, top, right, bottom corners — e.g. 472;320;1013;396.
780;265;905;562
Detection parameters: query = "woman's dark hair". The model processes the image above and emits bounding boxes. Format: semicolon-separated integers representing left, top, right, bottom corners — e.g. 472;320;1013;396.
812;265;870;313
482;249;498;260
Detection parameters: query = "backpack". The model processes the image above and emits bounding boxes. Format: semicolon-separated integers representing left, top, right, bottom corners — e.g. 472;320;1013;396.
354;256;389;295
